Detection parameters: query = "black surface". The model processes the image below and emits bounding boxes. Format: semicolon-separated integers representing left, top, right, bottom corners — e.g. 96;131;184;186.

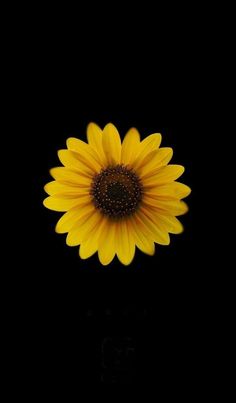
13;25;207;386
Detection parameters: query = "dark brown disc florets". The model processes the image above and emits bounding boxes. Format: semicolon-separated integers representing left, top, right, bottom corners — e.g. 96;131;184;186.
90;164;143;219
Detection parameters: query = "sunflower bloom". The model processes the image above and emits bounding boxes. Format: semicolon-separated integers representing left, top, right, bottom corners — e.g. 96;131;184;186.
43;123;191;265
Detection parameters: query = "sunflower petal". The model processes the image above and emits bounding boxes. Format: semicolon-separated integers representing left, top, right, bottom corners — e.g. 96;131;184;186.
66;136;103;168
102;123;121;165
55;204;93;234
57;150;92;175
43;195;91;212
86;122;107;166
138;148;173;179
157;214;184;234
140;132;162;151
79;240;97;259
49;167;91;187
98;220;116;265
130;217;155;255
121;127;140;165
142;165;185;187
79;218;107;259
132;132;162;165
132;150;159;171
171;182;191;198
142;196;189;216
136;209;170;245
66;207;100;246
116;220;135;265
44;181;89;197
86;122;103;145
58;149;101;174
145;182;191;200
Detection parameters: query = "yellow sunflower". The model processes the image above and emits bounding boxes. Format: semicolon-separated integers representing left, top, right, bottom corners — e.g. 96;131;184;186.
43;123;191;266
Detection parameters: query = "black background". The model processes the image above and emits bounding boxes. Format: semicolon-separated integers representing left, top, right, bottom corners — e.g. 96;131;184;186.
12;11;209;388
25;82;200;385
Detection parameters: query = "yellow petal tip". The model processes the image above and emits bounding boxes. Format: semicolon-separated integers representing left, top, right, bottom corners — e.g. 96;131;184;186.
49;167;58;179
44;183;49;193
43;197;50;209
103;122;118;131
87;121;101;130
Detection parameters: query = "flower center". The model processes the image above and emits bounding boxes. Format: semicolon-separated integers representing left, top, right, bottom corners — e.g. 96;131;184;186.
90;164;143;219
